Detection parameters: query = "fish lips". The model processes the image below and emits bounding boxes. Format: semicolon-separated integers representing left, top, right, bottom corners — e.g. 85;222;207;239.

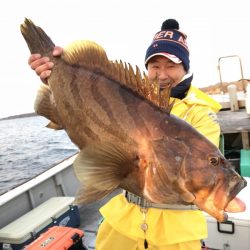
224;177;247;213
195;176;247;222
218;177;247;222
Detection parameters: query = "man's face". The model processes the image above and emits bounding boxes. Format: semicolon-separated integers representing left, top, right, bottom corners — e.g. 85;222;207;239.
147;55;186;88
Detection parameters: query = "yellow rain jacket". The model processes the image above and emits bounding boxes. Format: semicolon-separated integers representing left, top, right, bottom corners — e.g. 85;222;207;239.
96;86;222;250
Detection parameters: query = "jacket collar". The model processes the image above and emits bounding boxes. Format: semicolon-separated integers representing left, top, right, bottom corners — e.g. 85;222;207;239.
170;72;193;99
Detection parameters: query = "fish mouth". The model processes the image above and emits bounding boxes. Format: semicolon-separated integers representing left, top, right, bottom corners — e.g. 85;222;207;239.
224;178;247;213
217;179;247;222
194;177;247;222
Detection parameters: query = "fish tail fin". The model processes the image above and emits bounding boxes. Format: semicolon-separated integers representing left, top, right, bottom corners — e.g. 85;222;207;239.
20;18;55;54
73;143;133;204
34;84;63;130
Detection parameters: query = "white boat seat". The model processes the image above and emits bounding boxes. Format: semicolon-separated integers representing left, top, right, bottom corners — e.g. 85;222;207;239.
0;196;75;244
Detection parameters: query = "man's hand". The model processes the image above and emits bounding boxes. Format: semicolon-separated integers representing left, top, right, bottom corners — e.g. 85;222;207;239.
28;46;63;83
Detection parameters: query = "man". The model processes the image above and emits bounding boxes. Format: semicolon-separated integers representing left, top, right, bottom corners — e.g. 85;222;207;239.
28;18;221;249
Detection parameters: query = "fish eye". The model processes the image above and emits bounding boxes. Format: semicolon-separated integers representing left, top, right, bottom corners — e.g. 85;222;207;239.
209;156;220;166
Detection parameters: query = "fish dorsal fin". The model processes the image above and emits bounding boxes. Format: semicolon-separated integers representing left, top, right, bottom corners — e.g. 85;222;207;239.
63;40;111;74
62;40;173;113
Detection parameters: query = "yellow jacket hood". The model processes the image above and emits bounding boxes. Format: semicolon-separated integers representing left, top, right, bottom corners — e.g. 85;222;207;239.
171;85;222;114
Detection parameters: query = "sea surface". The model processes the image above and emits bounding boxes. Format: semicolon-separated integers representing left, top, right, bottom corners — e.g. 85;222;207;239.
0;116;78;195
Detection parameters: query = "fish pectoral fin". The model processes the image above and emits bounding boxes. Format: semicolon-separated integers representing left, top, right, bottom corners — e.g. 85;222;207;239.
73;142;134;192
75;185;113;205
34;84;63;129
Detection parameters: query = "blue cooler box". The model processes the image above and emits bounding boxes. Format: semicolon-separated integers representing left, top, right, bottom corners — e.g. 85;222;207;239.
0;197;80;250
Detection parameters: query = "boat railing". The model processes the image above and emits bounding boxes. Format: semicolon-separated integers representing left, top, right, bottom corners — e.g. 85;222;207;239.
217;55;246;93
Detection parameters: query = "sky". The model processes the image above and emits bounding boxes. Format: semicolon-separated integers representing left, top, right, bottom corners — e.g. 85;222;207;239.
1;0;250;118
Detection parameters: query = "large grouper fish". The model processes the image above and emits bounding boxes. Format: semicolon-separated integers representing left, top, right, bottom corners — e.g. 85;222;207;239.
20;18;246;222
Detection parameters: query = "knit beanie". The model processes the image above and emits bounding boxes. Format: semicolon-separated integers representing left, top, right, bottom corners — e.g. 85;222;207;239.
145;19;190;72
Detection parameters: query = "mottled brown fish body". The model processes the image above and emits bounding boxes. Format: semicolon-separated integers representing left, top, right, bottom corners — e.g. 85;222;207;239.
21;19;247;222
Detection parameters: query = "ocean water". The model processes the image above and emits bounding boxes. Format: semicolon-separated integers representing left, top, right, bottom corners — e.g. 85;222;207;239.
0;115;78;195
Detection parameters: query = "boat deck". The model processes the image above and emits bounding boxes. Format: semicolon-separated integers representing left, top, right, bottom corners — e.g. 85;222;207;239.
217;108;250;134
